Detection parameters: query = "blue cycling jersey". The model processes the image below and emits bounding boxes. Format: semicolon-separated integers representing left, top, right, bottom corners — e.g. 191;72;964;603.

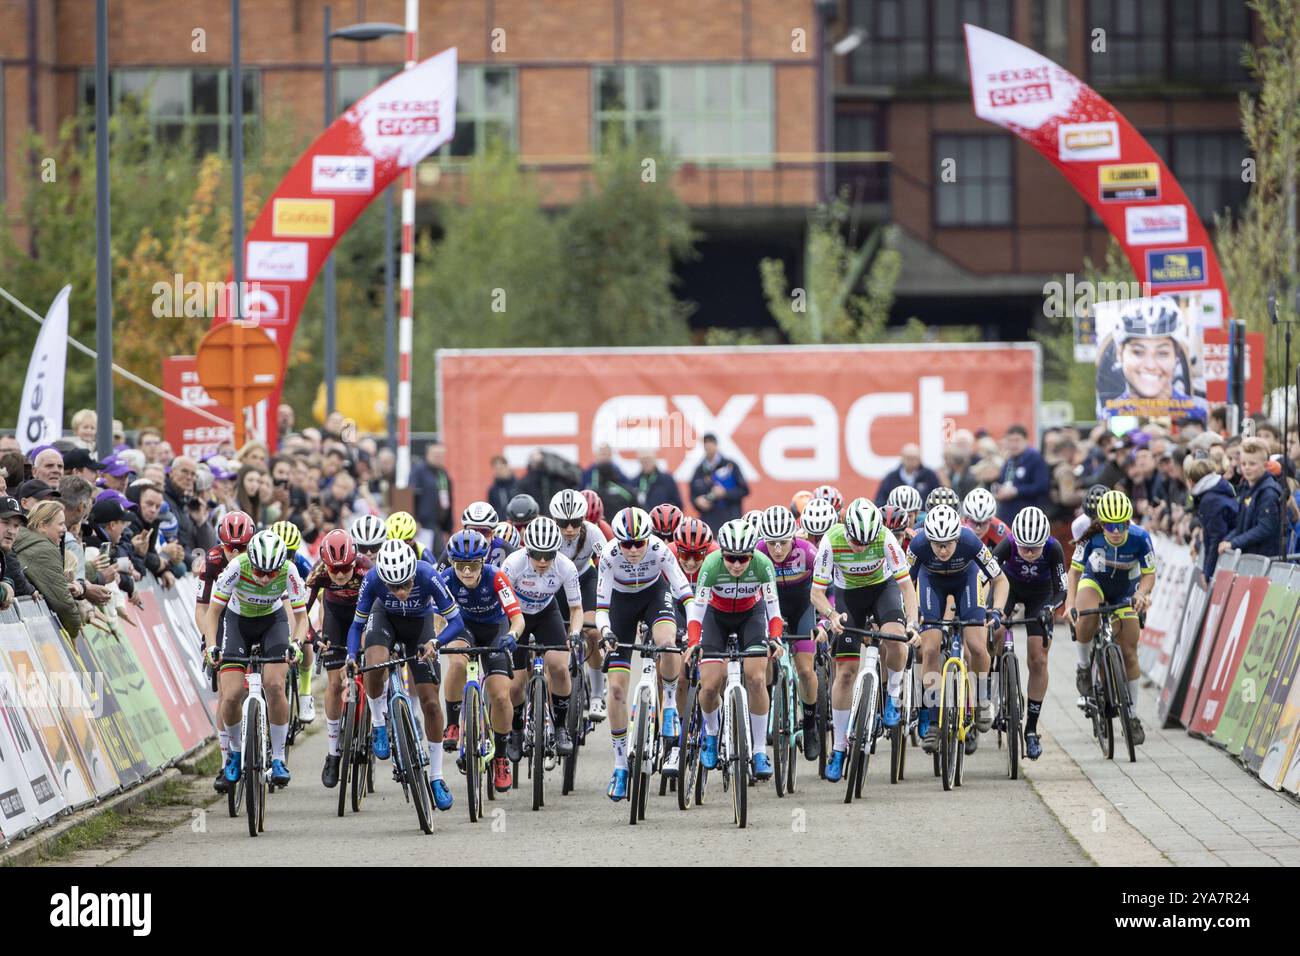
1070;523;1156;586
438;563;520;625
908;527;1002;579
291;551;313;580
346;560;464;658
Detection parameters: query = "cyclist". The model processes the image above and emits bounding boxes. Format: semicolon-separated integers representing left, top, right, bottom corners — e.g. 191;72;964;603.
881;504;918;550
197;509;254;793
595;506;694;801
813;484;844;517
798;496;838;549
991;506;1067;760
347;539;464;811
671;518;717;585
756;504;824;760
437;530;526;792
908;504;1007;755
962;487;1009;547
582;489;615;540
550;489;609;721
350;513;388;560
387;510;437;564
506;494;539;538
790;489;814;520
500;517;585;756
303;529;371;788
458;500;514;566
207;530;306;788
1063;489;1155;745
685;519;784;779
272;519;317;722
886;485;924;530
650;503;684;542
743;509;766;534
925;486;960;512
810;498;918;782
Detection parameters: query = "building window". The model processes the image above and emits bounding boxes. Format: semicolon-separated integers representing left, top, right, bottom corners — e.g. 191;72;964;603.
79;69;258;155
1087;0;1250;86
847;0;1012;86
834;113;887;202
1032;0;1069;65
934;134;1012;226
593;64;773;167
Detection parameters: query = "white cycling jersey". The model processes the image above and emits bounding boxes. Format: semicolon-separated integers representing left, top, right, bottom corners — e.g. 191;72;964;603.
557;521;604;570
500;549;583;615
594;534;693;632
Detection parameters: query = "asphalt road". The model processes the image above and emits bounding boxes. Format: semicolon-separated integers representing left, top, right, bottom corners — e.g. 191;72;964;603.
111;656;1091;866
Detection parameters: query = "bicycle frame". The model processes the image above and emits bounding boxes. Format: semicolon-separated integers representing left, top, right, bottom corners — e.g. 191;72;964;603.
921;619;985;743
240;668;270;787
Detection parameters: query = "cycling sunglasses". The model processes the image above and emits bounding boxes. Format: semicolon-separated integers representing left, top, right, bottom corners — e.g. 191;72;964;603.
356;543;382;555
527;549;557;561
722;552;751;564
1102;522;1128;534
452;559;483;573
618;539;648;551
555;519;583;530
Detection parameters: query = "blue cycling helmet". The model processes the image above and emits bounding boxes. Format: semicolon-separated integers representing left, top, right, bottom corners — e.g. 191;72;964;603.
447;529;489;562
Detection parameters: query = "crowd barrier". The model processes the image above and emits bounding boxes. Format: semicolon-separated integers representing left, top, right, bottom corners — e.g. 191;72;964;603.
0;573;217;846
1141;537;1300;797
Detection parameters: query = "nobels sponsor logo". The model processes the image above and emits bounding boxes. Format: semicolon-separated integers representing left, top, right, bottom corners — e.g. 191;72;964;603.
1099;163;1160;202
1146;247;1206;288
1124;205;1188;246
246;241;309;282
311;155;374;194
272;198;335;238
374;99;444;136
1058;121;1120;161
50;885;151;936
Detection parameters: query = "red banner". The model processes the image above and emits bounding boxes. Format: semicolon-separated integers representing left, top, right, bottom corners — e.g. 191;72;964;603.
1203;330;1265;410
1187;575;1269;736
438;345;1039;510
117;591;212;754
162;356;235;460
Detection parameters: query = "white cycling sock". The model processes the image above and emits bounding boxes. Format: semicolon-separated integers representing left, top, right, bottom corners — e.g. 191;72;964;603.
1127;678;1140;708
368;693;388;728
225;724;242;753
427;741;444;780
611;729;628;770
218;729;230;758
887;668;903;698
662;676;678;710
1076;642;1092;668
587;664;605;700
270;722;288;761
749;712;768;754
832;708;850;752
326;718;341;756
702;706;720;736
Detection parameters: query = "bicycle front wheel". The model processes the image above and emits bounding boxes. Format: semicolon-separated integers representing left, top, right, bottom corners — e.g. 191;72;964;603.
678;678;701;811
530;675;547;811
352;697;371;813
286;667;300;748
245;697;264;837
1107;644;1137;764
628;688;650;826
1094;651;1114;760
393;697;432;834
816;657;831;779
845;673;876;804
562;667;586;796
1004;653;1022;780
772;669;788;798
728;689;749;829
464;684;483;823
940;668;959;792
337;692;355;818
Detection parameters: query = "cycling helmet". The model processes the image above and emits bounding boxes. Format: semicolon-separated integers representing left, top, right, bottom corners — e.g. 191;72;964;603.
375;539;417;586
1096;490;1133;525
1082;484;1109;520
813;484;844;514
494;522;520;549
842;498;882;544
740;510;762;533
1114;295;1182;345
790;489;814;517
386;511;418;542
923;504;962;543
271;519;302;553
926;486;960;511
887;485;923;514
506;494;539;526
447;529;490;562
580;489;604;523
761;505;798;541
611;507;651;544
963;487;997;523
674;518;713;554
461;501;499;531
320;528;356;569
800;497;838;537
716;519;758;554
650;503;684;539
523;517;563;554
881;504;909;533
247;530;287;573
549;489;588;522
350;513;388;549
1012;506;1051;549
218;510;255;548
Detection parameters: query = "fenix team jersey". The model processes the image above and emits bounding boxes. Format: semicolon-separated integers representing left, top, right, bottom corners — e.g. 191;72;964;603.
438;563;524;626
686;550;784;643
1070;524;1156;585
993;536;1067;598
347;561;464;658
908;527;1002;579
558;521;605;571
812;524;910;590
500;549;583;614
595;535;694;633
212;553;307;617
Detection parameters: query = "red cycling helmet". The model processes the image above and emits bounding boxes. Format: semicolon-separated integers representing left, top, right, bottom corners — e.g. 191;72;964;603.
581;489;604;523
813;484;844;514
650;503;683;538
880;504;909;533
674;517;713;555
320;528;357;570
218;510;255;549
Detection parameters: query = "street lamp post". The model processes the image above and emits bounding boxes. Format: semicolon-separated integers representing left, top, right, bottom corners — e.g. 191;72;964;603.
94;0;114;458
323;6;336;416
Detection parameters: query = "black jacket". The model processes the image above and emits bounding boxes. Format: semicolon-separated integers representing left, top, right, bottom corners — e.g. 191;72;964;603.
1;548;35;597
164;479;198;554
688;455;749;532
83;524;136;597
632;469;683;512
411;462;453;535
486;477;518;516
1192;478;1238;578
1228;474;1284;559
874;466;942;508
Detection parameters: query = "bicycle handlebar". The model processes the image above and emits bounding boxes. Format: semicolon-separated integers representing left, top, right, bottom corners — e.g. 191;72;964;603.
839;625;911;642
355;653;425;675
437;645;502;656
1073;601;1132;617
919;618;989;629
606;642;683;655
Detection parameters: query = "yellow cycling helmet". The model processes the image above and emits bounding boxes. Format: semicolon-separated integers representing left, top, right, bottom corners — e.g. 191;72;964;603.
270;519;302;553
1096;490;1133;525
386;511;418;542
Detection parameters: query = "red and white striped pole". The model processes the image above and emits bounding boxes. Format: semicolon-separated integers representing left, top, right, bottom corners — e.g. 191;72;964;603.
395;0;419;489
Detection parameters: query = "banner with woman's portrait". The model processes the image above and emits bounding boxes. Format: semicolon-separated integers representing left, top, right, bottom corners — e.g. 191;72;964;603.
1093;294;1208;422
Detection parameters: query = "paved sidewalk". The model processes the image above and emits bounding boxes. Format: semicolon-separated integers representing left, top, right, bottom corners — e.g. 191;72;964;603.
1031;625;1300;866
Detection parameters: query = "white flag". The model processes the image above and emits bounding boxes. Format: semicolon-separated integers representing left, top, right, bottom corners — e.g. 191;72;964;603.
17;285;71;454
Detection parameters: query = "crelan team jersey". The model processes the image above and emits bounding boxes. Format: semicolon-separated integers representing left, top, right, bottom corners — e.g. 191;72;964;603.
811;523;910;590
686;550;784;643
212;553;307;617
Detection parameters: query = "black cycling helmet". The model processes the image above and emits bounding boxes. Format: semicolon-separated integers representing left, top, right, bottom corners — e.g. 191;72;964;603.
506;493;540;526
1083;484;1109;520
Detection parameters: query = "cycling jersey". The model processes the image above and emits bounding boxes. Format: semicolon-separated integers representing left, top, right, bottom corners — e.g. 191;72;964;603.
557;521;604;570
686;550;783;644
964;516;1009;548
993;536;1067;599
756;537;817;629
594;535;693;634
907;527;1002;579
304;555;372;609
500;549;582;614
347;561;464;658
211;554;307;617
1070;523;1156;588
290;550;313;581
438;563;524;626
198;545;229;604
811;523;909;590
669;540;718;586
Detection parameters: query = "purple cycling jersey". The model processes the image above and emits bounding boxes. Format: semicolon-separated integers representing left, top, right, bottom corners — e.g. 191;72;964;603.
992;535;1068;599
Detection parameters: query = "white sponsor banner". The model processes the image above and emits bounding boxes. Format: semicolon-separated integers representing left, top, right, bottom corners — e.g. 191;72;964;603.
1125;204;1189;246
348;47;459;168
16;285;71;454
311;155;375;194
965;24;1083;128
246;241;309;281
1058;121;1121;161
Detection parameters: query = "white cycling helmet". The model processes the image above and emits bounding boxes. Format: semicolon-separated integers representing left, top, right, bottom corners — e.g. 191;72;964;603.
611;507;651;544
349;513;388;549
761;505;797;541
743;509;765;532
549;488;588;522
523;516;563;553
461;501;499;530
375;539;417;586
494;521;520;548
1012;506;1051;549
923;504;962;543
247;530;287;573
963;487;997;523
887;485;923;514
842;497;882;544
717;519;758;554
800;497;838;537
